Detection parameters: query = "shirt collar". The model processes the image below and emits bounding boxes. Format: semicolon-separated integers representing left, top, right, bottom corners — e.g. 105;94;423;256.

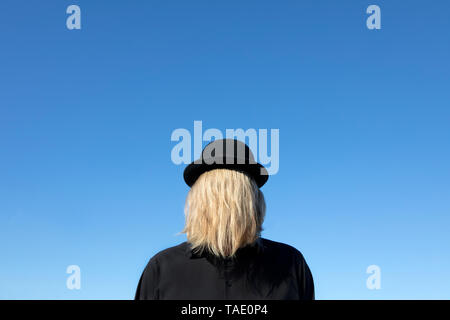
184;238;264;259
184;242;196;258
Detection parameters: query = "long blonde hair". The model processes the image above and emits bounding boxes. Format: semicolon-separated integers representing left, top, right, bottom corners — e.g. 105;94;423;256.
182;168;266;258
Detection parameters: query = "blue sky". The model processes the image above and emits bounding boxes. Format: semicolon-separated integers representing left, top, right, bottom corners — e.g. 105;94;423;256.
0;0;449;299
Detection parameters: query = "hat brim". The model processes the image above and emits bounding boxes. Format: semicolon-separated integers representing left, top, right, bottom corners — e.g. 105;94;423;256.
183;157;268;188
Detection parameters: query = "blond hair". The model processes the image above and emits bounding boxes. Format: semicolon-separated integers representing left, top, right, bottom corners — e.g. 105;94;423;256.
182;169;266;258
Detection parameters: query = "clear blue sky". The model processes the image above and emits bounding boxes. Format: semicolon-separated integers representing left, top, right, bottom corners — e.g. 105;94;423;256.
1;0;449;299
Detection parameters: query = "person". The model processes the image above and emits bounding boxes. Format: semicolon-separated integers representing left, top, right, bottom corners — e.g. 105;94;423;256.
135;139;314;299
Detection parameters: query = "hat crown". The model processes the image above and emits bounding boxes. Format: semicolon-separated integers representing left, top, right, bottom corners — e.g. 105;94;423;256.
201;139;256;164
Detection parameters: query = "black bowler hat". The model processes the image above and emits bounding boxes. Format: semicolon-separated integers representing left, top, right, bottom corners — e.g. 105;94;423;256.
183;139;268;188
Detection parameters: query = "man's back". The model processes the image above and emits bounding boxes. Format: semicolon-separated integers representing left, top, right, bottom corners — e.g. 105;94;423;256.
135;238;314;300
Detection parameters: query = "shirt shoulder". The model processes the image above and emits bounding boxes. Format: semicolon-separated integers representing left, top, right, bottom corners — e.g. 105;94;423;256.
149;241;189;264
139;242;189;285
260;238;306;259
259;238;310;269
259;238;315;299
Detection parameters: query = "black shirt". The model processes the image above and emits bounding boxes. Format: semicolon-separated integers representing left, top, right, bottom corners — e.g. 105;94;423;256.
135;238;314;300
